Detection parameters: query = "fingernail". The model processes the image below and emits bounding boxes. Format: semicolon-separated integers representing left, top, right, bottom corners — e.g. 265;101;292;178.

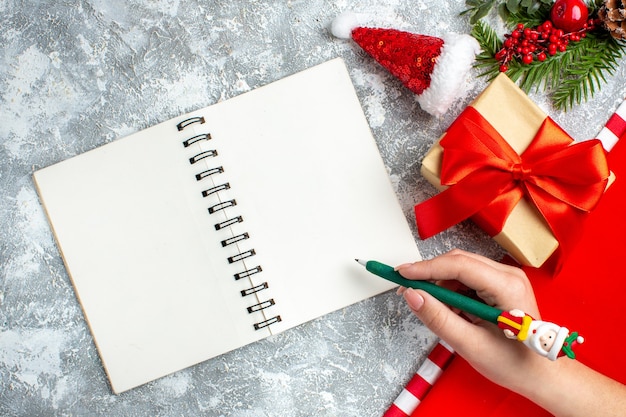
404;288;425;311
394;263;414;271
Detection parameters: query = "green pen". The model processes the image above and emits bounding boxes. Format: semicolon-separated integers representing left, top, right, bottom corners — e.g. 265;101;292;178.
356;259;502;323
356;259;583;360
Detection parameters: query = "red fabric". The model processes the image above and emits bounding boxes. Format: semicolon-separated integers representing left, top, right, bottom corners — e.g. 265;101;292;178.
351;27;443;95
411;134;626;417
414;107;610;271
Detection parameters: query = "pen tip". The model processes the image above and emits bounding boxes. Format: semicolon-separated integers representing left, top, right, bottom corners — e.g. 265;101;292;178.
355;258;367;266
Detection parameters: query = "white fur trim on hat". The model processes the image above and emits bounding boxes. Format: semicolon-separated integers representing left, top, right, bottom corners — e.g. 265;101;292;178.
416;33;481;117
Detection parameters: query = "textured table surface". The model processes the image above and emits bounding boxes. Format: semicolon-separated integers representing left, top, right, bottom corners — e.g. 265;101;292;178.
1;1;625;416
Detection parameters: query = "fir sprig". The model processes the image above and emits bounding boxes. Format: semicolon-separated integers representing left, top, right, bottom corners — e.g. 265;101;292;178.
462;0;552;24
466;0;626;110
552;32;624;109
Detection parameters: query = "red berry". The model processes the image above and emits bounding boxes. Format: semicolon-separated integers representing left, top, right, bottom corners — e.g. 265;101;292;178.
522;54;533;64
550;0;589;32
499;65;509;72
537;52;547;61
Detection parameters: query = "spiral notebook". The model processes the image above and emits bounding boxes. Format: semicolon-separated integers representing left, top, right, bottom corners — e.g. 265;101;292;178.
33;58;421;394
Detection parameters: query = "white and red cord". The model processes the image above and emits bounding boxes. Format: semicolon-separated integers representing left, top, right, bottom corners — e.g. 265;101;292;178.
596;99;626;152
382;340;455;417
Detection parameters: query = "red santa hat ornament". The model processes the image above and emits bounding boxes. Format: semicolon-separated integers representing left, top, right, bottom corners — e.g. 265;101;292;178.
331;11;480;117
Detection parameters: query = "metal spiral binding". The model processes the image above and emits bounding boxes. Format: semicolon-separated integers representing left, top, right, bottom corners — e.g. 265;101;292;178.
234;266;262;280
215;215;243;231
228;249;255;263
254;316;282;330
179;116;281;331
183;133;212;147
177;116;205;131
208;199;236;214
247;299;275;313
196;167;224;181
190;149;218;164
202;183;230;197
241;282;268;296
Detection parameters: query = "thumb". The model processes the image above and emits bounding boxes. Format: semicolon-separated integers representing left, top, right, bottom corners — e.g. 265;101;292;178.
403;288;477;352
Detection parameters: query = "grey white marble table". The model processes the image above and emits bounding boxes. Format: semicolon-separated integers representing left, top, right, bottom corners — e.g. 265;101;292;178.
1;1;624;416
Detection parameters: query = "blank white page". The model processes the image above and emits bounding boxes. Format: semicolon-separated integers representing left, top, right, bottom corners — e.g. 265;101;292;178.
33;58;421;394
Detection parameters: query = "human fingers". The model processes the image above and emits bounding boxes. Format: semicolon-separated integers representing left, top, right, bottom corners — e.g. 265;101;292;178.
404;288;502;359
396;249;512;275
443;249;516;273
404;287;541;389
394;251;481;295
397;250;538;316
397;249;517;282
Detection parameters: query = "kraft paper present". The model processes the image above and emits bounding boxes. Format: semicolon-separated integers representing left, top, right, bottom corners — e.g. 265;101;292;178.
412;132;626;417
421;74;559;267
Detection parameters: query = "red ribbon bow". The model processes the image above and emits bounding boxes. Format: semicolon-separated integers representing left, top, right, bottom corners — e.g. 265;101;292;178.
415;106;609;267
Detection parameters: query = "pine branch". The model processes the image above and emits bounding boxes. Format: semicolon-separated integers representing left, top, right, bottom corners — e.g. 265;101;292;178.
505;2;552;27
462;0;498;24
470;18;626;111
552;34;625;110
470;21;502;78
463;0;553;24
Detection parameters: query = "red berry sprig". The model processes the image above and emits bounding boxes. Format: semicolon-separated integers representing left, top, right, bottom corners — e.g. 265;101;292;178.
495;19;599;72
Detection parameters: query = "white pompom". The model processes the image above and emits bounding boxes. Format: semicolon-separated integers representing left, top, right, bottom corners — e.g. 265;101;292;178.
330;11;360;39
417;33;481;117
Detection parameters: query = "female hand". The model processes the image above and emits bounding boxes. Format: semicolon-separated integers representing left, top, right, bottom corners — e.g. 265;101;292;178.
396;249;626;417
396;249;546;393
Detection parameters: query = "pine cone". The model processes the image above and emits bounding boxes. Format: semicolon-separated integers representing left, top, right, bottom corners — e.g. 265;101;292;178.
598;0;626;40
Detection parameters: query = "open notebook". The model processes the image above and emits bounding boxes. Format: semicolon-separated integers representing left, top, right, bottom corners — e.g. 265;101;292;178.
34;58;421;393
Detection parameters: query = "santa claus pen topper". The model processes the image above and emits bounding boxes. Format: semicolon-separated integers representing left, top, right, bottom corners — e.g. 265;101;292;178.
356;259;584;360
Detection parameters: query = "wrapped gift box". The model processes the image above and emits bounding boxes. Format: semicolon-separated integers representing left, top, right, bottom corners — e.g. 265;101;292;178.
419;73;610;267
413;130;626;417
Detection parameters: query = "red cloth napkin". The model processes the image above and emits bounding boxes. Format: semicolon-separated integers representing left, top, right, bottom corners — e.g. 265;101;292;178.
411;134;626;417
